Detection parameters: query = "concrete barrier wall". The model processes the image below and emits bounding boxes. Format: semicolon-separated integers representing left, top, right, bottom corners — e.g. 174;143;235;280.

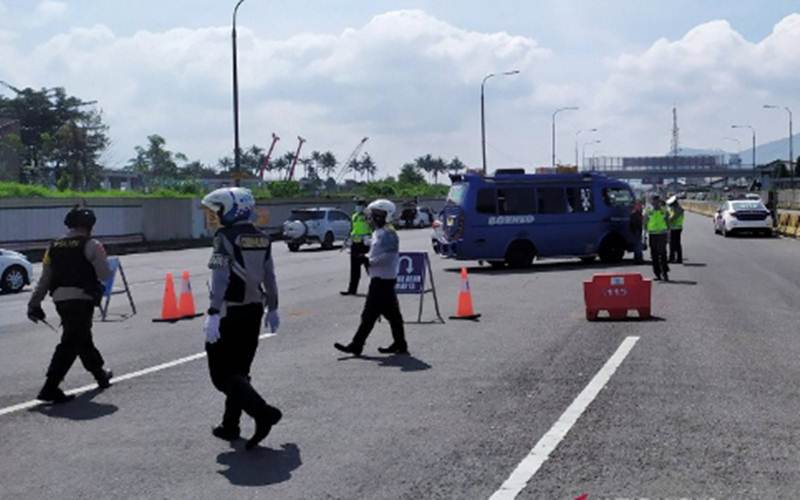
0;196;447;250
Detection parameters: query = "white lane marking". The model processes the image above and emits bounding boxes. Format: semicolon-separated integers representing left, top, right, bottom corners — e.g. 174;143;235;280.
0;332;278;418
489;336;640;500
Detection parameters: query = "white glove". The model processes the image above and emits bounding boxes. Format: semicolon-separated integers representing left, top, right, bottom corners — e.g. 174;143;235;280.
204;314;221;344
265;310;280;333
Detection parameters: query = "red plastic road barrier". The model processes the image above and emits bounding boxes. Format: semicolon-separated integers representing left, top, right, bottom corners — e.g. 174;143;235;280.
583;273;651;320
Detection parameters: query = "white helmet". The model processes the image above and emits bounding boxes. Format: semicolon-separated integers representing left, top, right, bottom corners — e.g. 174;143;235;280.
366;199;396;220
201;187;256;226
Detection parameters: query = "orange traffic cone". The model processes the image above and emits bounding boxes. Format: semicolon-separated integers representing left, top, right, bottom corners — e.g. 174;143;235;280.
153;272;180;322
177;271;203;320
449;267;481;321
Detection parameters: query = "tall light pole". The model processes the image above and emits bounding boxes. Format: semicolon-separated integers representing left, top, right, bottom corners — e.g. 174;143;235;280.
232;0;246;187
764;104;794;191
552;106;578;168
575;128;597;170
481;70;520;175
731;124;756;179
582;139;601;170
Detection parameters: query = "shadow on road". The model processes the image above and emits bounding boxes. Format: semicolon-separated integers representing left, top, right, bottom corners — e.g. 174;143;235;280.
660;279;698;286
336;354;432;372
30;388;117;421
295;245;344;253
681;262;707;267
216;442;301;487
445;259;647;276
589;315;666;323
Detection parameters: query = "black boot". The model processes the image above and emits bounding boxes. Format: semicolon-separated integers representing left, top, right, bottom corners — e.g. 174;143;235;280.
94;369;113;389
37;383;75;404
212;425;241;441
378;343;409;355
334;342;362;357
246;407;283;450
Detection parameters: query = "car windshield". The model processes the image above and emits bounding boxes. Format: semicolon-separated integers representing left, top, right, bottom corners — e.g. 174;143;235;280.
731;201;764;211
447;184;467;205
603;187;634;207
291;210;325;221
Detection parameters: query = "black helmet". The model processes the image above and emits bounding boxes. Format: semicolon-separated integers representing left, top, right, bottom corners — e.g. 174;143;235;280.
64;207;97;229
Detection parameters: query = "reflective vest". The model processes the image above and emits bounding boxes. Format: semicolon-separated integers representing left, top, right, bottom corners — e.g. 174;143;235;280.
46;236;98;293
669;208;684;230
351;212;371;242
646;208;669;234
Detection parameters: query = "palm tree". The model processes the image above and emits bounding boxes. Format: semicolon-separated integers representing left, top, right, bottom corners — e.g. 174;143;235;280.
320;151;338;179
360;153;377;181
448;156;466;176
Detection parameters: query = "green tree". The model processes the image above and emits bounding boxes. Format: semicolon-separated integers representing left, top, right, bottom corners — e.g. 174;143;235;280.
126;135;184;181
399;162;426;184
360;153;377;181
319;151;338;178
448;156;466;176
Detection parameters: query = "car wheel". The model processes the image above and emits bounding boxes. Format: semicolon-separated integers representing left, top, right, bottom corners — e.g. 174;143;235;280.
1;265;27;293
287;242;301;252
322;232;335;250
580;255;597;263
488;261;506;269
722;226;729;237
505;240;535;268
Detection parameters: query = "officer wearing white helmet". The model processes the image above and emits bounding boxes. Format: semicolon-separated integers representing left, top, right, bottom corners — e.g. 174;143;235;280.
200;187;282;450
335;198;408;356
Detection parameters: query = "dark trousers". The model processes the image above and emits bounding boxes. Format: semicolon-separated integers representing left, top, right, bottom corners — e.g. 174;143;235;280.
352;278;406;349
669;229;683;263
346;241;369;293
46;300;105;384
649;233;670;278
206;303;276;429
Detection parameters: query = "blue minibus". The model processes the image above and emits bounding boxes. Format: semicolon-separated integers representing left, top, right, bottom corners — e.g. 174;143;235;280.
433;170;636;268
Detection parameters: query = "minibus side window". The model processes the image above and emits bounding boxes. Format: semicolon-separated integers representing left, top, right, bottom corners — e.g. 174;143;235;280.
566;186;594;213
497;188;535;215
537;187;567;214
476;188;497;214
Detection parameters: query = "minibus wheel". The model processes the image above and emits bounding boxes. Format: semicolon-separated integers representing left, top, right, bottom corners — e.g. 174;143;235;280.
505;240;536;268
598;235;625;263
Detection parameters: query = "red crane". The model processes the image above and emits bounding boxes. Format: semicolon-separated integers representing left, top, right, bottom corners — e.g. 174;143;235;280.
286;136;306;181
259;133;280;180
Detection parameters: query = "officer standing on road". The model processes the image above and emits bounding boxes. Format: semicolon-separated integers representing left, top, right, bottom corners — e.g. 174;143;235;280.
667;195;685;264
340;198;371;296
644;194;670;281
26;207;113;404
334;199;408;357
201;187;283;450
630;199;645;264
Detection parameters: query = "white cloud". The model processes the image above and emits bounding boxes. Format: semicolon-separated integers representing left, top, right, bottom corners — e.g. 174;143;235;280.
35;1;67;20
1;9;799;172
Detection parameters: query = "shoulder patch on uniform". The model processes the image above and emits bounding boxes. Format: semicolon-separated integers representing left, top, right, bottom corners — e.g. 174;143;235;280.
238;235;270;250
208;253;230;270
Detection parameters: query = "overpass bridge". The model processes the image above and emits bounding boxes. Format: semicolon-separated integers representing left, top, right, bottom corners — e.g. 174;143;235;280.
585;154;752;183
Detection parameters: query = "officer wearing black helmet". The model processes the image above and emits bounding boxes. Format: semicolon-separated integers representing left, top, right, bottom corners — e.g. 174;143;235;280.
27;206;113;404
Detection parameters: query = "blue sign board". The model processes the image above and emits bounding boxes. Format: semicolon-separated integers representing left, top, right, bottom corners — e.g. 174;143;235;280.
395;252;426;294
103;257;119;298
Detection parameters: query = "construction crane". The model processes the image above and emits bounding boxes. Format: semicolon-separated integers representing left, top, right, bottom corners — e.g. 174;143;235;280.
259;133;280;180
286;136;306;181
335;137;369;183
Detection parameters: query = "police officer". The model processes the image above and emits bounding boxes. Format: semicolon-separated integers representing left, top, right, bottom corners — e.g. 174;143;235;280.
27;207;113;404
334;199;408;356
667;195;685;264
340;198;371;296
644;194;670;281
201;187;283;450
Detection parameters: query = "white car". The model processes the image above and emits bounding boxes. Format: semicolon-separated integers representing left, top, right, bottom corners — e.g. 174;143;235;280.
0;249;34;293
713;200;773;237
397;205;434;229
282;208;352;252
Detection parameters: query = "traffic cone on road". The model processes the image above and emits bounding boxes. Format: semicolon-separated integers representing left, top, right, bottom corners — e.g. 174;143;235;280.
153;272;179;322
449;267;481;321
177;271;203;320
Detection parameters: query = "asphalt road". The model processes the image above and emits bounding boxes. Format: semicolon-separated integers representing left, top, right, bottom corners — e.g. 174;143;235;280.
1;213;799;499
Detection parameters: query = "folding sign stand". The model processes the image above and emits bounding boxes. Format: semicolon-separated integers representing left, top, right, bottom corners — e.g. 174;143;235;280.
396;252;445;324
100;257;137;321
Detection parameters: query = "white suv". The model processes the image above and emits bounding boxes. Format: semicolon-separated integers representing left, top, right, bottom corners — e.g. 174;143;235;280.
282;208;352;252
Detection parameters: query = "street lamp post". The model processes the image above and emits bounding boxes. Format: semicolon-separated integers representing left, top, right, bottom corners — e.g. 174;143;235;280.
232;0;246;187
764;104;794;192
552;106;578;168
481;70;520;175
575;128;597;170
582;139;601;170
731;125;756;179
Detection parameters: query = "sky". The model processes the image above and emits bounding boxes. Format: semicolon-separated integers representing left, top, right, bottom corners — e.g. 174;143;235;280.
1;0;799;176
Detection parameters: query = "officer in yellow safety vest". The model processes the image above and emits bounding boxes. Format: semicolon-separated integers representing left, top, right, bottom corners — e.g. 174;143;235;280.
644;194;670;281
341;199;372;296
667;195;685;264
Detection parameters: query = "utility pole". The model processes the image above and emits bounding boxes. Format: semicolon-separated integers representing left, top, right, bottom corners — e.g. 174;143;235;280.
552;107;578;168
231;0;246;187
